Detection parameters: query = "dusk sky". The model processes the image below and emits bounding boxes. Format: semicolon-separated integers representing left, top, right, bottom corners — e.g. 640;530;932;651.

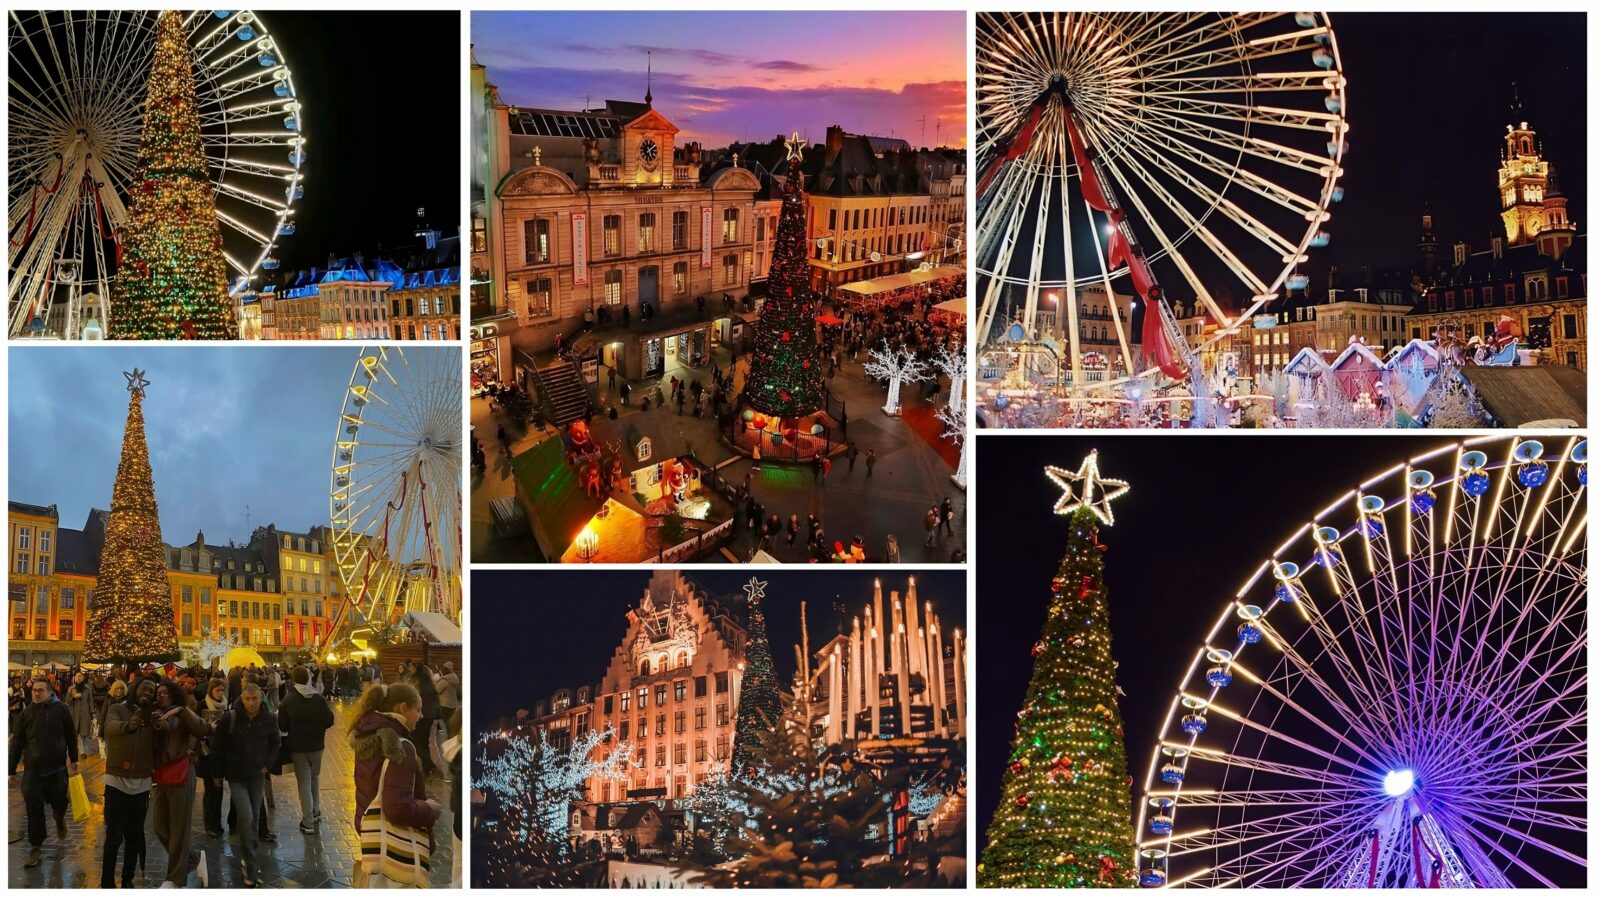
8;346;454;547
471;11;967;149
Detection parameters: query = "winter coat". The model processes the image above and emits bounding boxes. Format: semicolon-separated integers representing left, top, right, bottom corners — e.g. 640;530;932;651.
65;681;95;737
103;699;159;781
211;703;280;785
196;695;229;779
350;711;439;843
8;696;79;777
154;702;211;770
279;688;335;754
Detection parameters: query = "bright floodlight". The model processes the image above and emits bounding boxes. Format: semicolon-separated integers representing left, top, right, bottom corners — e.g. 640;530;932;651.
1383;769;1416;797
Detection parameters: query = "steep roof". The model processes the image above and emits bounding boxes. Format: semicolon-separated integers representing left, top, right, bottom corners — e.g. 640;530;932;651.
1459;365;1587;426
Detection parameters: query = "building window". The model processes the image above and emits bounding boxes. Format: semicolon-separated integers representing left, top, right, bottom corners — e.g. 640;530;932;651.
603;215;621;256
523;219;550;265
674;742;686;765
637;687;648;709
604;270;623;306
655;684;667;707
526;277;553;318
1563;314;1578;339
695;739;707;762
17;527;31;550
672;261;688;297
722;208;739;243
715;672;729;693
471;215;487;253
695;706;706;730
655;745;666;768
722;254;739;286
182;613;192;635
674;680;686;702
35;586;49;613
182;585;193;604
620;692;630;712
716;736;729;760
694;675;707;697
37;556;49;576
60;588;74;609
672;210;688;250
619;721;629;741
638;213;656;253
14;553;27;575
716;702;729;726
674;710;685;733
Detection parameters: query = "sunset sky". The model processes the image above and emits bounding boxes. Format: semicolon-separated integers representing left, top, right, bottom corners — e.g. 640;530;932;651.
471;11;967;149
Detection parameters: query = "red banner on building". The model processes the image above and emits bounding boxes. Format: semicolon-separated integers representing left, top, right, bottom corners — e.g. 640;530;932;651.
571;213;588;285
700;206;713;268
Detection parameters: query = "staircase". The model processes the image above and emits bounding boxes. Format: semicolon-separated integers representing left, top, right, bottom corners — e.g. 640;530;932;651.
932;788;966;839
534;359;589;427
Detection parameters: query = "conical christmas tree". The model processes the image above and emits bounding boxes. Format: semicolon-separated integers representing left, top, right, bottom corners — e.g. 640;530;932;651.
980;453;1135;888
84;370;180;664
110;9;238;339
741;137;824;417
731;577;784;775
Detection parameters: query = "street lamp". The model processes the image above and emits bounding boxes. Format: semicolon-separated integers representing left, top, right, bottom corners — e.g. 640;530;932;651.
575;524;600;563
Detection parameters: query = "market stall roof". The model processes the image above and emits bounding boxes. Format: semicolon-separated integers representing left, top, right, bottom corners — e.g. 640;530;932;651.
750;549;783;564
402;611;462;647
511;437;604;559
1458;365;1587;427
837;265;964;296
930;297;966;317
591;408;698;468
815;312;845;327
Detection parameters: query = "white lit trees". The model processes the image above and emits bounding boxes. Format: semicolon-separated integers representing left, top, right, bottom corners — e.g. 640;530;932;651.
864;341;928;417
932;344;966;413
937;402;968;490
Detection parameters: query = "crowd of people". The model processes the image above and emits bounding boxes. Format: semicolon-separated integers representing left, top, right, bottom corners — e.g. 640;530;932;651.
8;658;463;889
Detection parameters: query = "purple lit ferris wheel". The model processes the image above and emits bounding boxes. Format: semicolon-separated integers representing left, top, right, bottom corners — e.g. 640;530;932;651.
1137;436;1587;888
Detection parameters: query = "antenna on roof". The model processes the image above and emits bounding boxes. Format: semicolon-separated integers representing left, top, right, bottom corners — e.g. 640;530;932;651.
645;50;653;108
918;114;926;148
1509;81;1522;121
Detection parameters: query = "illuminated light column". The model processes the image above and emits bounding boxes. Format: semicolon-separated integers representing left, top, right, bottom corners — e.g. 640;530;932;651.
952;628;966;736
931;616;949;735
906;577;925;676
849;615;863;740
828;646;842;744
896;621;912;736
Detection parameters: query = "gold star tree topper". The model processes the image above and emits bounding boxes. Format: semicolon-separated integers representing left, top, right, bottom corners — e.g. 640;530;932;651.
743;576;769;604
1045;450;1129;525
784;132;806;163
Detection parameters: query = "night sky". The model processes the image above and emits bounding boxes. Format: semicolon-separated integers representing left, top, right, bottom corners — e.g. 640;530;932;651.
6;345;458;547
973;434;1453;848
472;11;967;149
470;569;966;737
252;11;460;271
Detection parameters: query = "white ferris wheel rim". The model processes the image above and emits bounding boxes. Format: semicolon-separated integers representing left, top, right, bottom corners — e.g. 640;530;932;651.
327;346;462;650
974;11;1348;393
1137;434;1587;888
7;9;304;335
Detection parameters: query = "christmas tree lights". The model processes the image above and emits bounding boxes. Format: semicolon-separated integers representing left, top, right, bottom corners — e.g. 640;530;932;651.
979;457;1136;888
731;577;783;774
84;370;181;664
109;9;238;339
741;135;824;417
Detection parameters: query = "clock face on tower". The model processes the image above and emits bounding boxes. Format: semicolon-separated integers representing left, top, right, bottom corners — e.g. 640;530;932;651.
639;138;660;170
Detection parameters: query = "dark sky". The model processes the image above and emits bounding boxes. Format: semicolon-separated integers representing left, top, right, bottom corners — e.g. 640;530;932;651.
470;569;965;736
973;434;1449;849
256;11;459;271
7;345;458;547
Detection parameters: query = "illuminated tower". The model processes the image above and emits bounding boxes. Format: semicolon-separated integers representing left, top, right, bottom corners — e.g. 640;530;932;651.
1497;87;1550;246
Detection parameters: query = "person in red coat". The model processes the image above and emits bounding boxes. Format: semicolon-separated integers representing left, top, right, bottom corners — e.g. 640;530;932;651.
349;682;441;879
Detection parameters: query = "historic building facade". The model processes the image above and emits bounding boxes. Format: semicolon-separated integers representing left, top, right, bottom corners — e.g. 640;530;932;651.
7;501;340;665
1405;117;1585;370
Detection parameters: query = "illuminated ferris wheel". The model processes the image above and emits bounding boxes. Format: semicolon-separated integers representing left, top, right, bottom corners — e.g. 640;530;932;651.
1137;436;1587;888
975;12;1348;394
8;9;305;337
325;348;461;655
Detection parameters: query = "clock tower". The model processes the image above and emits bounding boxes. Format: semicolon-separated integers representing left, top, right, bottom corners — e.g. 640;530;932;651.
1497;87;1550;247
622;108;679;187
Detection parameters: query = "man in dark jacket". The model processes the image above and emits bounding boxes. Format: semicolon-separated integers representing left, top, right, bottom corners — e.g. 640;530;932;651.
279;666;335;833
8;678;79;867
212;683;280;887
102;677;159;888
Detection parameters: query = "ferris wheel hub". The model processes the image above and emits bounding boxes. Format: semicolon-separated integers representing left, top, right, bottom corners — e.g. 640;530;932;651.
1382;769;1416;798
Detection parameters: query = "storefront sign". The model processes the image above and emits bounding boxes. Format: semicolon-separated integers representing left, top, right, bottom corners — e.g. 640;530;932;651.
581;358;599;384
572;213;589;285
700;206;713;268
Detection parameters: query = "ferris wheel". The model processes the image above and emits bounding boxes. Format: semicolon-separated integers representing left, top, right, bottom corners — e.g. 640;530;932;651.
325;347;461;655
975;12;1348;394
1137;436;1587;888
8;9;305;338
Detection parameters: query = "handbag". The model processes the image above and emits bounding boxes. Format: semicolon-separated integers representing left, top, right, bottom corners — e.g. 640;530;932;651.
153;753;190;786
67;772;90;822
358;756;431;888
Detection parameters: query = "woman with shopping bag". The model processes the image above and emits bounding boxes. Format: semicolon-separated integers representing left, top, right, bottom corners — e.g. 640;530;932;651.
151;679;212;888
349;682;441;888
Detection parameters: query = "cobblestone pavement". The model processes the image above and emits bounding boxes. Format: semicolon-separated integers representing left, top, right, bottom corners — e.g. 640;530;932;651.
9;699;459;888
470;344;965;564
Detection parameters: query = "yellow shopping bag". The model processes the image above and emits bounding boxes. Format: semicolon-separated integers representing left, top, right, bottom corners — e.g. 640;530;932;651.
67;772;90;823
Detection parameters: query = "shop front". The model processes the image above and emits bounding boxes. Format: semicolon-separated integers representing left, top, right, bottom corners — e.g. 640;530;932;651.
641;324;711;380
471;312;516;389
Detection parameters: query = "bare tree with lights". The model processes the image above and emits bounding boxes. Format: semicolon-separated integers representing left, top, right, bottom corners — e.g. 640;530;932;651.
864;341;929;417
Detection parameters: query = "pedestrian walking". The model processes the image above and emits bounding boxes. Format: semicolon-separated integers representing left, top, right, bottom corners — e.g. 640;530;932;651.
280;666;336;835
101;677;159;888
151;679;211;888
410;663;443;778
924;506;940;547
66;671;96;759
8;678;79;869
886;534;901;563
865;448;877;478
436;663;461;738
350;683;441;888
620;381;631;406
941;496;956;536
811;453;823;483
213;683;280;888
607;367;617;390
847;442;859;472
197;679;228;838
496;424;512;459
786;514;799;547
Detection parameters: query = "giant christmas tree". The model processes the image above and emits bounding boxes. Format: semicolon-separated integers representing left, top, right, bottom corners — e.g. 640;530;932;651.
84;370;181;663
740;134;824;418
110;9;238;339
979;452;1136;888
731;576;784;775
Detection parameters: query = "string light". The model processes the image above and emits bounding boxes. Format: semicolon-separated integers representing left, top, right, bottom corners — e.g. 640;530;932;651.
730;576;782;773
740;157;825;417
109;10;239;339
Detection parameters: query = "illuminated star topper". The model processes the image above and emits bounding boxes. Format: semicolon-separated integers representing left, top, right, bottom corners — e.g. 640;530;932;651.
784;131;806;163
743;576;769;604
1045;450;1129;525
123;368;151;396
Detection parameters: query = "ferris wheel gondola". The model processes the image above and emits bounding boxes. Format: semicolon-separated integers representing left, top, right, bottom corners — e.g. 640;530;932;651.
976;12;1348;398
8;9;305;337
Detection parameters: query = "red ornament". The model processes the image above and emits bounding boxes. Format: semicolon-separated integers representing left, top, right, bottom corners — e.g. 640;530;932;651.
1009;760;1025;775
781;331;792;341
1031;640;1047;657
780;390;791;401
1051;576;1064;592
1016;792;1032;808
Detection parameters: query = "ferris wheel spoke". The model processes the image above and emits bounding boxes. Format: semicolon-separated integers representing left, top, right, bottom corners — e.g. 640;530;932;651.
1223;654;1390;767
1448;806;1586;875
